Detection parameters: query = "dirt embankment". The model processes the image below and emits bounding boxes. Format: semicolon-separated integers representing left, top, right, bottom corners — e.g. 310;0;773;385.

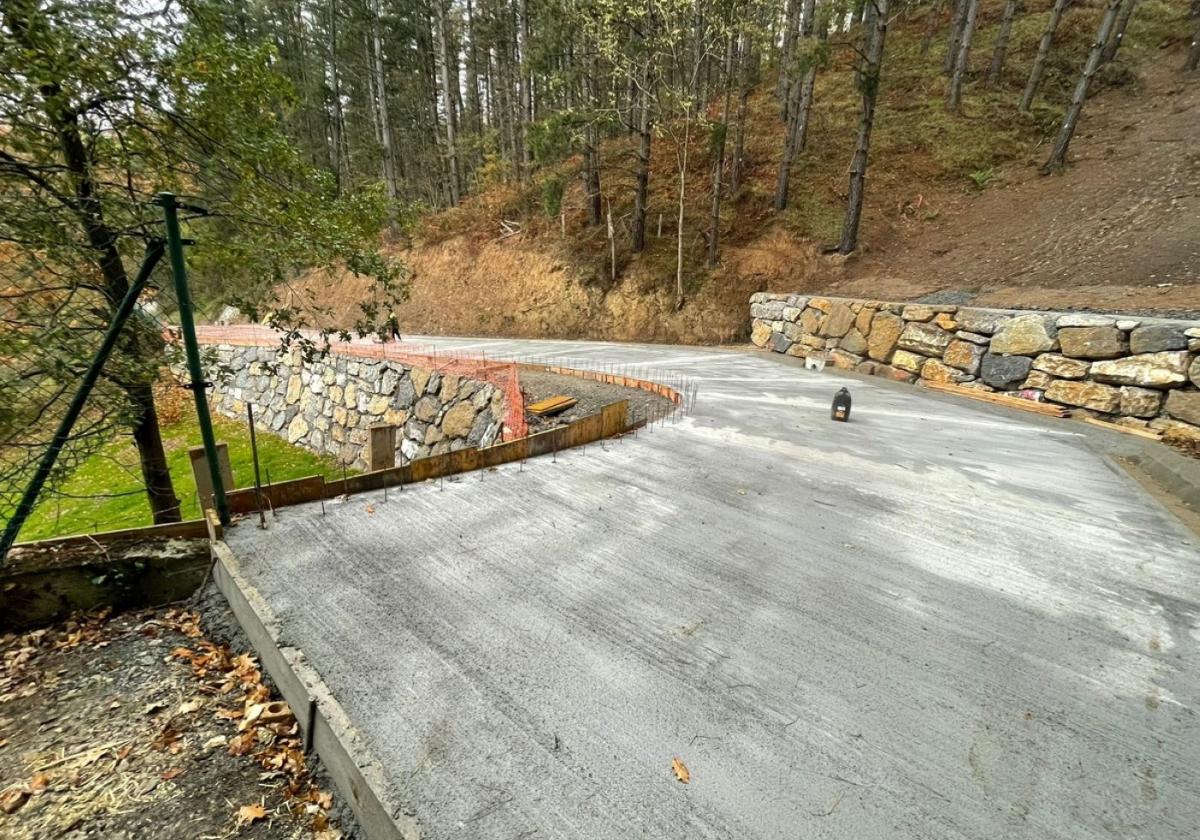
289;41;1198;344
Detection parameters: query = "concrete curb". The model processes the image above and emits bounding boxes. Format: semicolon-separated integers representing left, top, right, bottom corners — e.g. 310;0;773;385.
210;539;417;840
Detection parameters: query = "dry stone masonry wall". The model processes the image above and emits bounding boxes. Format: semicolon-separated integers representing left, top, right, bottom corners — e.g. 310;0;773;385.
750;294;1200;443
196;344;506;470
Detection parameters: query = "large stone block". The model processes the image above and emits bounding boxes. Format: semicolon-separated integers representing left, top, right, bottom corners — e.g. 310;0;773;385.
1192;356;1200;388
897;321;952;357
769;332;793;354
1044;380;1121;413
414;395;441;422
286;414;309;443
441;400;478;438
1033;354;1090;380
1129;324;1189;354
989;314;1057;356
799;307;823;334
855;307;876;335
1090;351;1192;388
943;339;985;374
1165;390;1200;426
840;328;868;355
873;365;917;383
1057;326;1128;360
1119;387;1163;418
867;312;904;361
829;349;862;370
819;302;856;338
980;354;1032;388
1056;313;1115;328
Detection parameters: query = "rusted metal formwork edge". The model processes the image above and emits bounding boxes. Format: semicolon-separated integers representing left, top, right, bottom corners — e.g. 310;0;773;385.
9;518;212;557
210;538;415;840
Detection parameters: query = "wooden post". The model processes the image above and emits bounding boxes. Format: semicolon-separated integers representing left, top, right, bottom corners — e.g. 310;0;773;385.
367;424;397;472
189;443;234;512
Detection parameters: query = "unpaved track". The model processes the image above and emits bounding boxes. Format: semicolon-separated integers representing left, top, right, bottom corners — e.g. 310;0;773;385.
225;334;1200;840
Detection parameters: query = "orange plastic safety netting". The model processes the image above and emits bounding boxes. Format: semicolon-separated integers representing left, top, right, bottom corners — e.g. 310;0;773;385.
190;326;527;440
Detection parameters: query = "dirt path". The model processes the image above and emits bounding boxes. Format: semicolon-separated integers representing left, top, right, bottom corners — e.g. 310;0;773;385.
839;55;1200;316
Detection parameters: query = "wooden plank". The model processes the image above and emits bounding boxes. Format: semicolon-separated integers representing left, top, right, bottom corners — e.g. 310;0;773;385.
921;381;1070;418
1080;417;1163;440
528;395;578;416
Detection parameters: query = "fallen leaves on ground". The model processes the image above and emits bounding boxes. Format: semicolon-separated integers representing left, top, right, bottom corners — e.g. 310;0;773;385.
237;801;268;826
672;757;690;784
0;786;29;814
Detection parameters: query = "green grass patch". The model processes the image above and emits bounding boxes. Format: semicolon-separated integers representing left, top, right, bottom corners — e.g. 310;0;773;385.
10;412;345;543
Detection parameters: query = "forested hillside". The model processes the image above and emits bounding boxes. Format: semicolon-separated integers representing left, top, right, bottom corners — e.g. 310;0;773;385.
253;0;1200;342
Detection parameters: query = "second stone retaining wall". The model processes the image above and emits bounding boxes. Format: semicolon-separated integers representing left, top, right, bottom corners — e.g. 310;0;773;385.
196;343;506;470
750;294;1200;442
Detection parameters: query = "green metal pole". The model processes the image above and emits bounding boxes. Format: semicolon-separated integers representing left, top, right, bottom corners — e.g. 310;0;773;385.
1;242;166;560
155;192;230;526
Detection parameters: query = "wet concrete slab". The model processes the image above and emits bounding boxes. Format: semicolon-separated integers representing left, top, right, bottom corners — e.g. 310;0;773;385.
225;335;1200;840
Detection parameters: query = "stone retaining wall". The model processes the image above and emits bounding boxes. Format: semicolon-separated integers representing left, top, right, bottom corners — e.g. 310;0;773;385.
196;344;506;469
750;294;1200;442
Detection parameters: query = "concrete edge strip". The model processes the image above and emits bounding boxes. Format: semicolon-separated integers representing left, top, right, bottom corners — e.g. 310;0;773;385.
210;538;418;840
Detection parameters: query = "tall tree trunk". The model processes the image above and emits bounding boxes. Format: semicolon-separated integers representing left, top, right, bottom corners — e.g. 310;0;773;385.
675;104;692;310
777;0;802;118
708;33;735;266
370;0;398;205
775;0;818;211
14;10;182;522
1101;0;1137;63
943;0;968;75
1020;0;1071;112
584;52;603;227
730;29;758;195
516;0;532;177
921;0;944;56
839;0;890;255
434;0;461;205
986;0;1019;86
632;65;652;253
946;0;978;112
1042;0;1124;172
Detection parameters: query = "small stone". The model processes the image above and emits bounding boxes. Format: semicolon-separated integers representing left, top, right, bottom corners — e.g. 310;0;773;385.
367;394;390;415
782;306;804;322
1022;370;1056;390
892;350;928;374
1056;313;1115;328
933;312;958;331
414;396;440;422
1128;324;1189;354
808;297;834;313
411;367;432;396
829;349;862;370
943;339;985;374
956;308;1007;334
768;331;792;353
1117;319;1141;331
383;407;408;426
1119;387;1163;418
980;354;1032;388
855;307;876;335
901;305;934;321
989;314;1057;356
424;425;444;445
285;375;302;404
1165;391;1200;426
867;312;904;361
1090;351;1192;389
898;321;952;356
921;359;970;384
380;368;400;394
955;330;990;346
873;364;916;383
343;383;358;408
1044;380;1121;413
286;414;309;443
1191;356;1200;388
840;328;868;355
1033;353;1091;379
750;321;772;347
855;360;879;375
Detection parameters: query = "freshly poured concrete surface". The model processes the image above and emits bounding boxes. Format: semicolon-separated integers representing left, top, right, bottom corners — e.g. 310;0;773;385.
226;336;1200;840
